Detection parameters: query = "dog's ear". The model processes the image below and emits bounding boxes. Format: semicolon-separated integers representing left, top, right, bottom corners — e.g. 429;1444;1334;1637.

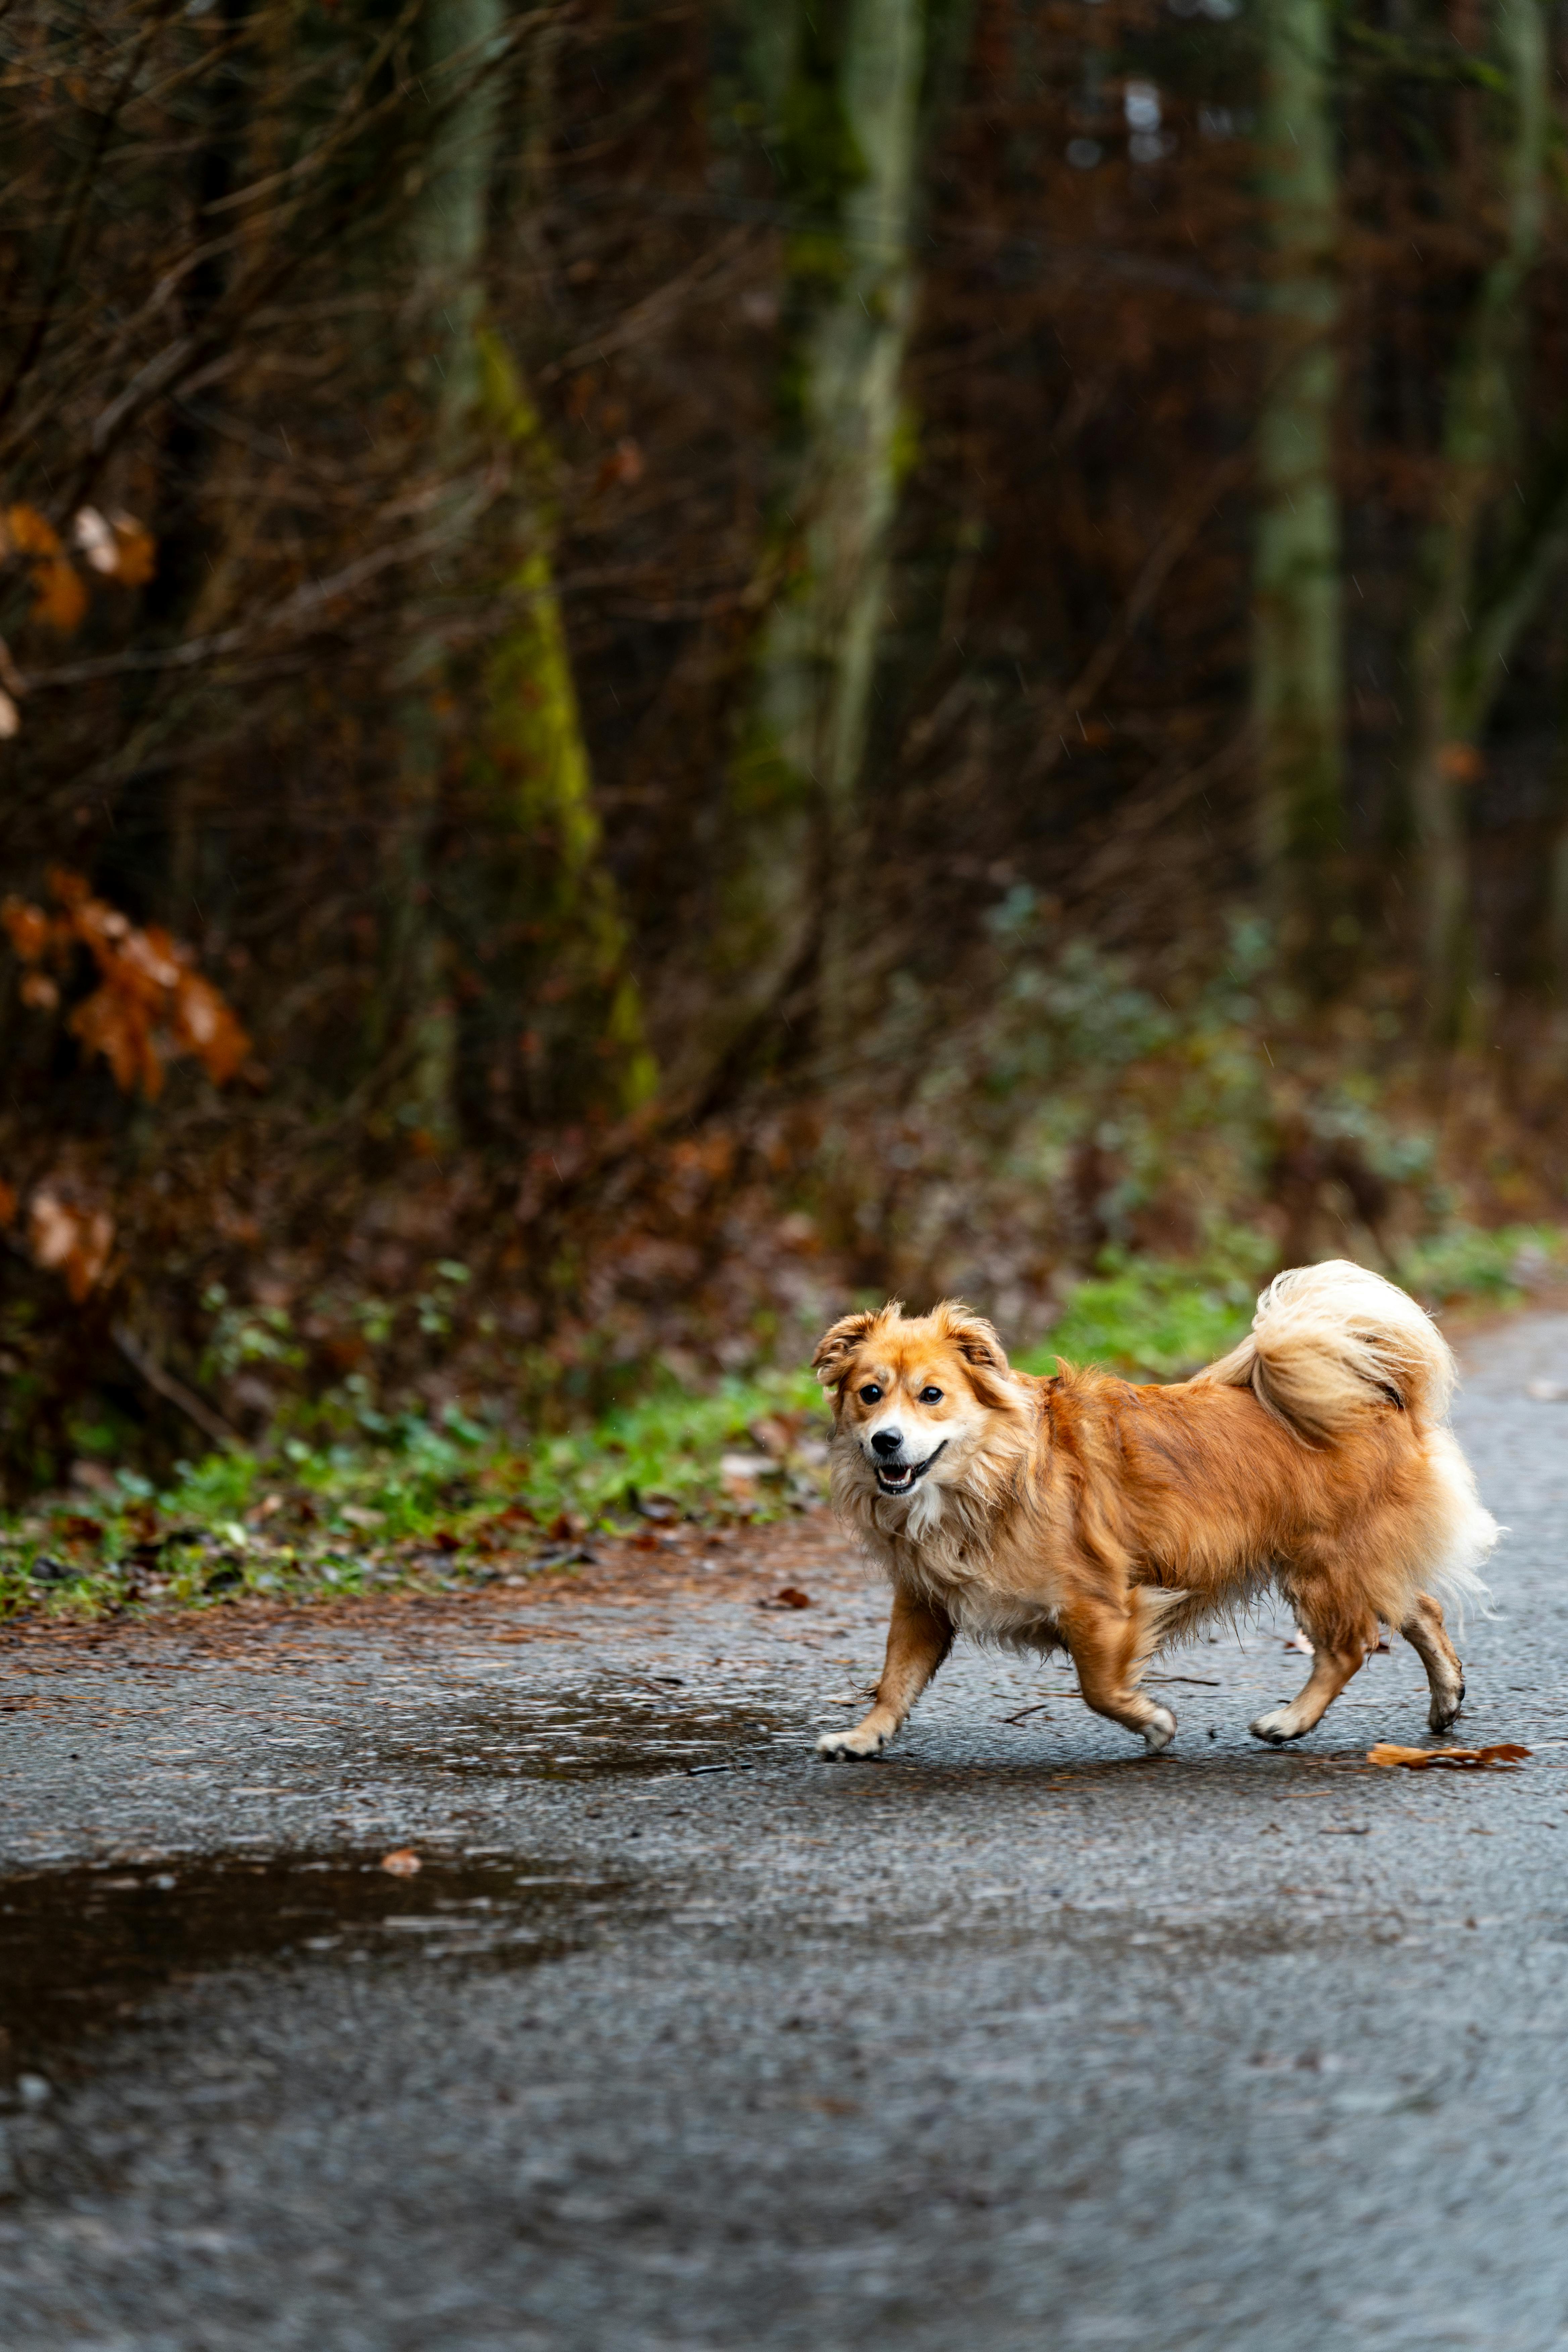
812;1304;897;1388
932;1298;1010;1374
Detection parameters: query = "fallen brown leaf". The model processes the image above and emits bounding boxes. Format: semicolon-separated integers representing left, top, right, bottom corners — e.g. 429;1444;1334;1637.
379;1848;421;1875
1367;1742;1530;1771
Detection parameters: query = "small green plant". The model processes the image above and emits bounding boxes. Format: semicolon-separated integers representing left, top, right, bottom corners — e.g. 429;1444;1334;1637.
199;1284;305;1384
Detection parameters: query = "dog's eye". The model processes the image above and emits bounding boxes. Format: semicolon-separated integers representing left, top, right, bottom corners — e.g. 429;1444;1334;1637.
919;1386;944;1405
858;1383;882;1404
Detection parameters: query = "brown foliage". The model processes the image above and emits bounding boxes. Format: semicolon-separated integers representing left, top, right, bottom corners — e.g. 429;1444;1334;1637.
3;869;250;1099
28;1191;115;1305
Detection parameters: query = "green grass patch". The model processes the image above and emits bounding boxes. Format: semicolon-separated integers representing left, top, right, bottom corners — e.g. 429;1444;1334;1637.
0;1366;831;1625
1394;1223;1566;1307
1016;1229;1276;1381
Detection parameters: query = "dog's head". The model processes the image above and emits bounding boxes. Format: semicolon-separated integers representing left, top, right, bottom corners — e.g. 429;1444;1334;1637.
812;1298;1025;1511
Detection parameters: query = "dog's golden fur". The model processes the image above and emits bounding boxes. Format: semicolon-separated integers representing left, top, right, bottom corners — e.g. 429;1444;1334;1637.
812;1263;1498;1758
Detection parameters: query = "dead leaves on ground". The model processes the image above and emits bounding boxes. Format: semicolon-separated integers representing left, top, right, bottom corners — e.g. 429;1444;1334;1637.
1368;1742;1531;1771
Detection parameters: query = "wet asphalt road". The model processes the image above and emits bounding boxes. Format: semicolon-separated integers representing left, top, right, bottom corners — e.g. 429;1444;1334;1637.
5;1318;1568;2350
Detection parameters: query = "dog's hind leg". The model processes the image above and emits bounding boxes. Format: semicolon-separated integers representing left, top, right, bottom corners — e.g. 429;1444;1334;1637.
1059;1595;1178;1755
1400;1592;1465;1732
817;1586;954;1760
1251;1577;1377;1744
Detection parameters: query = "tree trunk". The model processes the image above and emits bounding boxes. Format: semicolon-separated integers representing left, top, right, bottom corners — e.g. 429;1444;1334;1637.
1404;0;1546;1046
1252;0;1344;986
99;0;253;933
374;0;509;1135
376;0;653;1141
1542;600;1568;1026
1550;802;1568;1013
448;332;657;1136
699;0;926;1102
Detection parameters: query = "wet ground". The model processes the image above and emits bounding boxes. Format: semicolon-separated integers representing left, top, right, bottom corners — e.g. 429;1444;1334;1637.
4;1316;1568;2349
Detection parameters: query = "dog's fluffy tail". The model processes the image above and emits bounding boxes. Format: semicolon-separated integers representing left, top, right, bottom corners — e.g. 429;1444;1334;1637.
1199;1259;1457;1439
1200;1260;1498;1630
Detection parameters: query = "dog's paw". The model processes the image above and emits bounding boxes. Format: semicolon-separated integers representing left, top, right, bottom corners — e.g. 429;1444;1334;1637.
1428;1680;1465;1734
1249;1707;1306;1746
1142;1705;1177;1754
817;1722;891;1761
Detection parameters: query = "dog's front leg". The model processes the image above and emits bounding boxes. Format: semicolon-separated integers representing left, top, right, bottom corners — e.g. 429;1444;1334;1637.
817;1587;954;1760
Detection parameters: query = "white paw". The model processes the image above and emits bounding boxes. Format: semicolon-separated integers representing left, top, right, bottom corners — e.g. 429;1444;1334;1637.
1250;1707;1304;1746
1142;1706;1177;1754
817;1723;891;1760
1429;1679;1465;1733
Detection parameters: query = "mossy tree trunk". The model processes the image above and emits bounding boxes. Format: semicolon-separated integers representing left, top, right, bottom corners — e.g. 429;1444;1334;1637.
1252;0;1344;988
699;0;926;1102
1404;0;1547;1046
384;0;653;1140
448;333;656;1137
375;0;508;1136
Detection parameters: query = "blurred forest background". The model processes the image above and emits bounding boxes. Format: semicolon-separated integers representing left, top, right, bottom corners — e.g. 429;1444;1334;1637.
6;0;1568;1496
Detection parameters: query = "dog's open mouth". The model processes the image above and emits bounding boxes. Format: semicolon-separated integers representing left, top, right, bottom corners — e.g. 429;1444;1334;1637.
872;1443;946;1496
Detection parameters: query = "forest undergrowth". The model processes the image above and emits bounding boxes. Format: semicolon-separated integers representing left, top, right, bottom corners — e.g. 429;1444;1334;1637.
9;894;1568;1514
8;886;1568;1632
2;1196;1559;1628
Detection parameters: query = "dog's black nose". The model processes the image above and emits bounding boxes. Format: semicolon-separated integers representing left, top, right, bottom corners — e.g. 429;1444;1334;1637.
870;1429;903;1459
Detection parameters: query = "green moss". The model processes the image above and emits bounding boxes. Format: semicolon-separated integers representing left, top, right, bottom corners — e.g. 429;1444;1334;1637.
452;330;657;1117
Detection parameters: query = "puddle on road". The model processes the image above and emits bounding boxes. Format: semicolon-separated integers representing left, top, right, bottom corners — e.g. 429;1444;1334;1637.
0;1850;622;2080
362;1686;784;1783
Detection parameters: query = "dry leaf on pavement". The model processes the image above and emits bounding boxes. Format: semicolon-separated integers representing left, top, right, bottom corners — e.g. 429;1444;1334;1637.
1367;1742;1530;1771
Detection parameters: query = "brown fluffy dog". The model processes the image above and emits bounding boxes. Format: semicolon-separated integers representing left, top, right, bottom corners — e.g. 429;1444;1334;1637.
812;1263;1498;1759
